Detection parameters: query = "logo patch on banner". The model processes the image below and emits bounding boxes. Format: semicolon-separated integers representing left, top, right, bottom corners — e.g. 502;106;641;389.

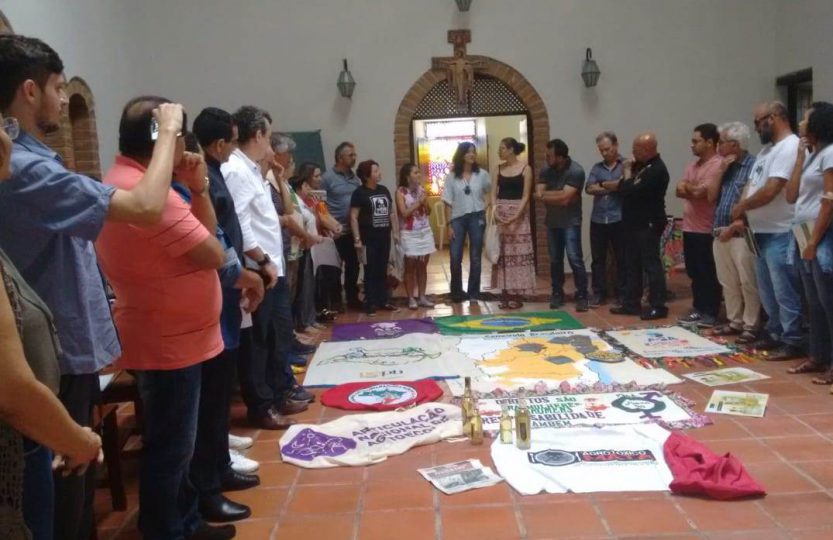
348;384;419;407
281;428;357;462
528;448;657;467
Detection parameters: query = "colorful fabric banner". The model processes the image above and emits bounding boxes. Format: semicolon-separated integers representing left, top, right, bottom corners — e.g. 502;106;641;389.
320;380;444;411
330;318;438;341
605;326;730;359
434;311;584;335
446;329;681;395
477;390;706;432
279;403;462;468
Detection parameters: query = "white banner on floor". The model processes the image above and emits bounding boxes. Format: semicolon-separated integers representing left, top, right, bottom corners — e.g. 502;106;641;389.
303;333;467;386
477;391;696;432
605;326;730;358
279;402;462;468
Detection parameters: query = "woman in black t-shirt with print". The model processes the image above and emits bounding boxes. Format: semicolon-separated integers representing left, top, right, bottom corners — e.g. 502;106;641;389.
349;160;401;315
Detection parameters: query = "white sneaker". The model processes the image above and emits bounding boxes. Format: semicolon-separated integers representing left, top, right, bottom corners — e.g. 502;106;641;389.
228;433;254;451
418;296;435;308
230;449;259;474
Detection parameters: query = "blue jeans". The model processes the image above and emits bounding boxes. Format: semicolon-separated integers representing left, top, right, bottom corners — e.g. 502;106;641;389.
755;232;804;347
546;226;588;300
23;438;53;540
450;211;485;298
135;364;203;540
799;234;833;368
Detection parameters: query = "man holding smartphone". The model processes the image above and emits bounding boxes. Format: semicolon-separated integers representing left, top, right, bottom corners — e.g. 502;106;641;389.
0;34;196;540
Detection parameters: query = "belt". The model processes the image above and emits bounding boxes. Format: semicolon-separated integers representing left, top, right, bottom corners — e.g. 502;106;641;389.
713;227;742;238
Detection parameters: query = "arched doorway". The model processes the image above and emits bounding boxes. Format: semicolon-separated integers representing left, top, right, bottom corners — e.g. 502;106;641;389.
67;77;102;179
0;9;13;34
394;56;551;273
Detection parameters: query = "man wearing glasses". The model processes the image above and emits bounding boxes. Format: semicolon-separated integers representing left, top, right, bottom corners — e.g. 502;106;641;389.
710;122;760;344
731;102;804;360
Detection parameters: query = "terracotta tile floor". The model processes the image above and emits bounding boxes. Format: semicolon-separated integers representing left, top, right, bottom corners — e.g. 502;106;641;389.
97;249;833;539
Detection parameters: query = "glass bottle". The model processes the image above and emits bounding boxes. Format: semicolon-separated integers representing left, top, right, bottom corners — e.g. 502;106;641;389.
515;398;531;450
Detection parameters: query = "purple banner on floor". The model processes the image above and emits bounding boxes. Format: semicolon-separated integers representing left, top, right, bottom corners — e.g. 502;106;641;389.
330;318;438;341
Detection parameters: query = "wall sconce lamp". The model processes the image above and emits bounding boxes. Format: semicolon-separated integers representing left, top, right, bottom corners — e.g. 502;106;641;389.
581;48;601;88
455;0;473;12
337;59;356;99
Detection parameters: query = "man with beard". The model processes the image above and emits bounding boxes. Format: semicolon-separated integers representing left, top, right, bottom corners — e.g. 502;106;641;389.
731;102;804;360
0;35;194;539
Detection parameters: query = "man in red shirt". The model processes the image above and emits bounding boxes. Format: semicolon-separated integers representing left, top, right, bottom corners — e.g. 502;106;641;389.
96;96;231;540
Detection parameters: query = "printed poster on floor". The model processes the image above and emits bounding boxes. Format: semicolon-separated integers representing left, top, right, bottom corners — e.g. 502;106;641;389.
705;391;769;418
477;390;702;432
683;367;770;387
605;326;730;358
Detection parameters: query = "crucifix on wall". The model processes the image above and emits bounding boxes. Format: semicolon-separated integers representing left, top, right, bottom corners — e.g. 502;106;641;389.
432;29;485;108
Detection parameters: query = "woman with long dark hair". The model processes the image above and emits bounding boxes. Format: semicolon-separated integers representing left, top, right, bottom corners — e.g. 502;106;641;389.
491;137;535;308
350;160;400;315
785;101;833;388
442;142;491;303
395;163;435;309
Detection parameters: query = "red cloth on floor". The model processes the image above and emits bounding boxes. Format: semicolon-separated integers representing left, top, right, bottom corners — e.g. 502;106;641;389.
320;380;444;411
663;431;766;500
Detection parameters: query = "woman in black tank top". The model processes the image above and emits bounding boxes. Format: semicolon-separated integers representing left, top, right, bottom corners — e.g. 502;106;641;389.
490;137;537;307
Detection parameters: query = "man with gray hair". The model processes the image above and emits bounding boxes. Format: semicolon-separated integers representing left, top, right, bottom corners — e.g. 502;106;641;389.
731;102;804;359
710;121;760;343
585;131;626;307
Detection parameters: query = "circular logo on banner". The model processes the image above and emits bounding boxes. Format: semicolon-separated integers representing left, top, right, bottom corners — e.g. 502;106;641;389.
348;384;418;407
481;317;531;328
611;394;667;415
528;449;578;467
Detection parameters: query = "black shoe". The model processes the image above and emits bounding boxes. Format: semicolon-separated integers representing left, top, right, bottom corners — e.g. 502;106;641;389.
610;305;640;316
450;293;469;304
766;344;804;361
189;523;236;540
288;385;315;403
292;340;317;355
347;299;364;311
549;295;564;309
365;306;376;316
199;494;251;523
575;297;589;313
640;307;669;320
221;470;261;492
748;337;780;351
588;293;605;308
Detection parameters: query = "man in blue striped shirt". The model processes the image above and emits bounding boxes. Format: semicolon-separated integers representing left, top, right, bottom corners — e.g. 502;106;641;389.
710;122;760;343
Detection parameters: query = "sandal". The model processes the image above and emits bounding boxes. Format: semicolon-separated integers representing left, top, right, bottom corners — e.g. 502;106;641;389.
708;324;741;337
811;369;833;385
787;360;826;375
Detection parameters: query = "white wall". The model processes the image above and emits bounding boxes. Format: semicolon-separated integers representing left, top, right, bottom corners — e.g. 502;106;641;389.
776;0;833;97
2;0;145;167
3;0;783;221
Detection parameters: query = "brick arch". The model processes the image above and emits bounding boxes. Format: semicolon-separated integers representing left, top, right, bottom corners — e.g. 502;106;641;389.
66;77;101;179
393;56;552;273
0;9;13;34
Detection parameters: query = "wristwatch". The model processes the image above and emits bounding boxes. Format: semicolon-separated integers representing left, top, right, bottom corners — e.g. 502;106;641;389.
256;253;272;267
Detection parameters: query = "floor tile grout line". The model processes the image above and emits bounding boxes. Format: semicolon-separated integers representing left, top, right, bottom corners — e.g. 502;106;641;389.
351;467;369;540
271;448;301;540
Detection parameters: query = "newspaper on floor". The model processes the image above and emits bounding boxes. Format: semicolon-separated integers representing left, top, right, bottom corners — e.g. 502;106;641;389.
706;390;769;418
417;459;503;495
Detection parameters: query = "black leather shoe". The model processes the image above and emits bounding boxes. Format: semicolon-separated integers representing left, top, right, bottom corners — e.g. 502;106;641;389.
189;523;236;540
278;401;308;415
292;341;317;355
748;337;780;351
610;305;640;316
200;494;251;523
640;307;669;320
248;408;295;430
221;470;261;492
288;385;315;403
765;344;804;361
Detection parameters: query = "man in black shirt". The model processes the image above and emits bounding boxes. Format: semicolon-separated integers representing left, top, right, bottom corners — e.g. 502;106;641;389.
191;107;264;524
602;133;669;320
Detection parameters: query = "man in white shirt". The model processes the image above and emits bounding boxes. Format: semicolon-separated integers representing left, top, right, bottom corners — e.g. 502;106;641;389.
222;106;310;429
731;102;804;360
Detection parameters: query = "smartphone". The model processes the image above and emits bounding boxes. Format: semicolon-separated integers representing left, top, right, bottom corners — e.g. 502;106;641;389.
150;118;159;141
